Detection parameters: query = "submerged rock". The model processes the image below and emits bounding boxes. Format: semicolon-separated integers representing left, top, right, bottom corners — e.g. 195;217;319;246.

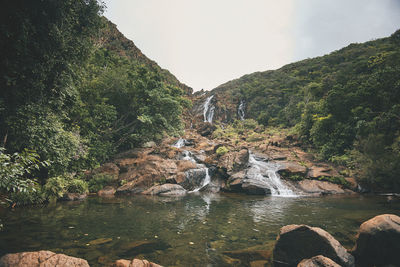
0;250;89;267
113;258;162;267
63;193;87;201
142;184;186;196
98;186;116;197
273;224;354;267
297;255;341;267
352;214;400;267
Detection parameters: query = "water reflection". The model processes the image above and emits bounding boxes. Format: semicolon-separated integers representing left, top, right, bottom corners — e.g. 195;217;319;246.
0;194;399;267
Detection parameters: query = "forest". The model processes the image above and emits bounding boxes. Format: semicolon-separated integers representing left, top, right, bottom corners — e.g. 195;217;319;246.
213;31;400;191
0;0;189;205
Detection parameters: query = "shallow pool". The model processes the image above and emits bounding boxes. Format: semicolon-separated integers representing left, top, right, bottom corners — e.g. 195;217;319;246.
1;194;399;266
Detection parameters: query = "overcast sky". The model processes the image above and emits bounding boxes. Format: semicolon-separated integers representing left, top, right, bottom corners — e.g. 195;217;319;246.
103;0;400;91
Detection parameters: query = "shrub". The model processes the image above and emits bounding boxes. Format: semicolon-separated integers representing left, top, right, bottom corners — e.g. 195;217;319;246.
216;146;229;156
43;176;68;199
88;173;114;193
8;185;46;206
67;179;88;194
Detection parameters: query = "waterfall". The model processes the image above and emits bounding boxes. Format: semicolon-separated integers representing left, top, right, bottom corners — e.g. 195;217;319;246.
190;168;211;192
238;100;245;120
179;150;211;192
203;95;215;123
247;153;296;197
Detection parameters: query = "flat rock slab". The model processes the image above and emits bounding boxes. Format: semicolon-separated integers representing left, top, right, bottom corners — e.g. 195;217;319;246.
296;180;345;194
0;250;89;267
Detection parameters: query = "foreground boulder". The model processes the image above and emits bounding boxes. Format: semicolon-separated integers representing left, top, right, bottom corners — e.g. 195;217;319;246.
352;214;400;267
0;250;89;267
273;225;354;267
113;258;162;267
142;184;186;196
297;255;341;267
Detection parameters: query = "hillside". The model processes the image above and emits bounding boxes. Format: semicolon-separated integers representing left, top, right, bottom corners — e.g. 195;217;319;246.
191;30;400;191
98;18;193;95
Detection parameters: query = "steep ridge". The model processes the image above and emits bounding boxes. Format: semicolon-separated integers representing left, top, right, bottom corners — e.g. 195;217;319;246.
98;18;193;95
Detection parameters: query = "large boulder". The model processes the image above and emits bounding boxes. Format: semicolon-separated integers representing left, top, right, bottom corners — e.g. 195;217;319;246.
273;224;354;267
218;149;249;172
352;214;400;267
297;255;341;267
141;184;186;196
0;250;89;267
113;258;162;267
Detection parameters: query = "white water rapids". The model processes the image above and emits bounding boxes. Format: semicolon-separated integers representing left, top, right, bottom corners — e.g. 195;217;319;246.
247;153;296;197
172;138;211;192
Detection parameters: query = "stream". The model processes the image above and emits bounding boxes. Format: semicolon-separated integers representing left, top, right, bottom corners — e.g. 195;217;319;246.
1;194;399;266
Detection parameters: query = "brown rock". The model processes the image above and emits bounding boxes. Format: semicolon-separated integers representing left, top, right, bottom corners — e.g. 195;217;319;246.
0;250;89;267
218;149;249;172
297;255;341;267
353;214;400;267
63;193;87;201
177;160;197;172
141;184;186;196
273;224;354;267
113;258;162;267
296;180;346;194
93;162;120;179
98;186;116;197
307;166;333;179
279;161;307;176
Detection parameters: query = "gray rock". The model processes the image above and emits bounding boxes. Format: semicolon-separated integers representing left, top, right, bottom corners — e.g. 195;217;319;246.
142;184;186;196
273;224;354;267
353;214;400;267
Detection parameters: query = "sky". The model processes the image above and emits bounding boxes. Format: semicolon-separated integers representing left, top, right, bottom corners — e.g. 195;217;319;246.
103;0;400;91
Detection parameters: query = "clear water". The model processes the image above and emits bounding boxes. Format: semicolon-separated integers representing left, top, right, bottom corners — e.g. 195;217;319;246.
0;194;399;266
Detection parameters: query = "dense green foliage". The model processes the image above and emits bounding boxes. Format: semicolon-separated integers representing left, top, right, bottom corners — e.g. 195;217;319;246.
0;1;189;204
213;31;400;191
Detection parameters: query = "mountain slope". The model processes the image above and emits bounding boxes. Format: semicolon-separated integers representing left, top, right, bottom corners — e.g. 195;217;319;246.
98;18;193;95
193;29;400;191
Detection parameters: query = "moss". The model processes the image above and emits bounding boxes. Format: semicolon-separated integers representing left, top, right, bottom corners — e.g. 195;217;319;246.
216;146;229;156
317;176;350;187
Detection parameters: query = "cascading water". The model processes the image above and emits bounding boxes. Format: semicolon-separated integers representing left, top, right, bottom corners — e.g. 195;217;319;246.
238;100;245;120
247;153;296;196
203;95;215;123
172;138;212;191
173;138;186;148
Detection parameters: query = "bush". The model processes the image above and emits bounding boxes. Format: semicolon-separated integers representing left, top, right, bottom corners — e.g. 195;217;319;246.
43;176;68;199
8;185;46;206
216;146;229;156
66;179;88;194
88;173;114;193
